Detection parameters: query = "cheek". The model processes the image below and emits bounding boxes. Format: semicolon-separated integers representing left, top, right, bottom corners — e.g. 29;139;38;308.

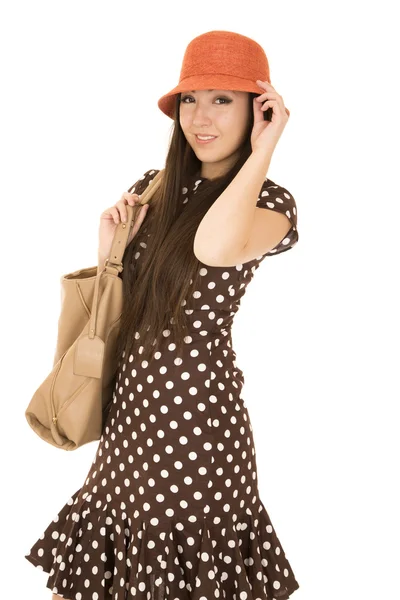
220;110;243;130
181;117;194;139
231;111;250;139
179;113;188;130
220;115;242;140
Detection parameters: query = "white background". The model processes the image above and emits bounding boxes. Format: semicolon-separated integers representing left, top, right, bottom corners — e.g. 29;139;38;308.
1;1;399;599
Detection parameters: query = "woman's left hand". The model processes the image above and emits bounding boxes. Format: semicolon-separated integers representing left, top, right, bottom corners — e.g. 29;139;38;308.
250;79;290;155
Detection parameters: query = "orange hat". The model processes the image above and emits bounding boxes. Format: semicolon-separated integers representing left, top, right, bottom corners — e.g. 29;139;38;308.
157;30;289;120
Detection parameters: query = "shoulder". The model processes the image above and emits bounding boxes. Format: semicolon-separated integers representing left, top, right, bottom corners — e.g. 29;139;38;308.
257;177;298;228
128;169;161;196
259;177;296;204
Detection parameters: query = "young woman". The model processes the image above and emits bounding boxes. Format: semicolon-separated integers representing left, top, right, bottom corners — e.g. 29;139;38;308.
25;30;300;600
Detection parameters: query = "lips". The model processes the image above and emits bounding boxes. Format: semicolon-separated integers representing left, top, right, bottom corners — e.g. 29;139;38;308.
195;135;218;144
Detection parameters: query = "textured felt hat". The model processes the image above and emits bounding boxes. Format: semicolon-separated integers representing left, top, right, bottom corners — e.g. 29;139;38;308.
157;30;288;120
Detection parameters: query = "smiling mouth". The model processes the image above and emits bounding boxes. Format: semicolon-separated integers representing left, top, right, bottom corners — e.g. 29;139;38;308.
195;135;218;144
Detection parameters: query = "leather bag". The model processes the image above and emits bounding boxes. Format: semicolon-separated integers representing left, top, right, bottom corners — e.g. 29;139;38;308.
25;169;164;451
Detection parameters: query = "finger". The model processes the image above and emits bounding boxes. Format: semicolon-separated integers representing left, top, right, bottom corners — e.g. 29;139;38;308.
128;193;140;201
116;200;129;223
253;97;265;124
261;100;274;111
261;99;286;116
256;79;267;88
109;206;120;224
257;79;276;91
255;91;277;102
121;192;139;206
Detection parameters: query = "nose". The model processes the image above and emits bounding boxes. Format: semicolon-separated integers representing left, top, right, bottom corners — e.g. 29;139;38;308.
192;103;212;127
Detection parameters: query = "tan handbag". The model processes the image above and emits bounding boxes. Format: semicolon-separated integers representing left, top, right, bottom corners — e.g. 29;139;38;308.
25;169;164;451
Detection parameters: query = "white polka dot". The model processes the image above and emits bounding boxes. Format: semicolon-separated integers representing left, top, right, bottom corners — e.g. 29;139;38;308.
25;175;299;600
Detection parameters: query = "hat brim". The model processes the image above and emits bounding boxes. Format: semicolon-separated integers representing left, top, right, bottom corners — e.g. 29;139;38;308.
157;74;272;120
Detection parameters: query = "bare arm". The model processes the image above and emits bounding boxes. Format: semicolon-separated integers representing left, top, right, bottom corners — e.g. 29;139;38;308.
193;149;272;266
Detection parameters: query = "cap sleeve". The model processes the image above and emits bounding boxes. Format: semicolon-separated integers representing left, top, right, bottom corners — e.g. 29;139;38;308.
256;178;299;257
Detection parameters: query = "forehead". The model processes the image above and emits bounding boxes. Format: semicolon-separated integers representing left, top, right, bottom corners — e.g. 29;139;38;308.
188;89;237;95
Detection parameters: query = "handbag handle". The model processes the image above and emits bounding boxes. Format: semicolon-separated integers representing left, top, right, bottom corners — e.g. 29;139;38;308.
89;169;165;342
102;168;165;272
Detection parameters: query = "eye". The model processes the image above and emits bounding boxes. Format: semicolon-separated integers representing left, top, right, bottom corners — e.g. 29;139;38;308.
180;95;232;105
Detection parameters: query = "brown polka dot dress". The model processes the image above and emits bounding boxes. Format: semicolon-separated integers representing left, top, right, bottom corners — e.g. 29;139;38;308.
25;169;300;600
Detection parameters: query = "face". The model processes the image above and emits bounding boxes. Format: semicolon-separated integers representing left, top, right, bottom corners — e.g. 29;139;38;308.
179;89;250;180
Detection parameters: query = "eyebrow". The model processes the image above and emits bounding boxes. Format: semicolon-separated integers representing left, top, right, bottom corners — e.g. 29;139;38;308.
189;90;237;95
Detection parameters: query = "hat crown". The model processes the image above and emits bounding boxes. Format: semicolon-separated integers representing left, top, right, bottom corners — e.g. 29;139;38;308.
179;30;270;84
157;30;273;119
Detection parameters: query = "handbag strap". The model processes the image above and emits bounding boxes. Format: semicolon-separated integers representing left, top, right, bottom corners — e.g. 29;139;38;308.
104;168;165;272
89;169;165;341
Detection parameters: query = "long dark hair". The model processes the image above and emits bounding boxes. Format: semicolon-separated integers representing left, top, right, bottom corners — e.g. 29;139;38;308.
114;91;260;372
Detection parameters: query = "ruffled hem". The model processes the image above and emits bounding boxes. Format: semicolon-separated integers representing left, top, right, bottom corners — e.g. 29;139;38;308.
25;488;300;600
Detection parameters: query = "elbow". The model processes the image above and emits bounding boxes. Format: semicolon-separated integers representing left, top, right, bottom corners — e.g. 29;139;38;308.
193;241;220;266
193;240;244;267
